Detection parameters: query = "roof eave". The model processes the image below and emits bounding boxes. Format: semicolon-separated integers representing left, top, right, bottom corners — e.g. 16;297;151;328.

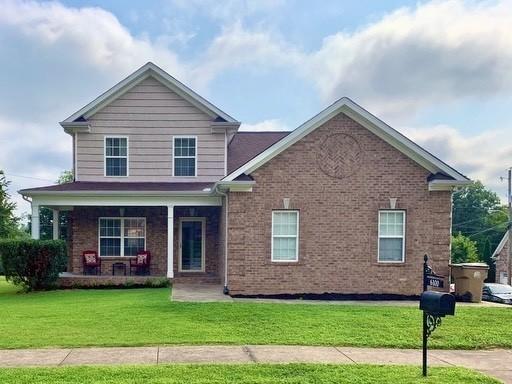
428;179;472;191
60;122;91;135
213;180;255;193
19;189;214;197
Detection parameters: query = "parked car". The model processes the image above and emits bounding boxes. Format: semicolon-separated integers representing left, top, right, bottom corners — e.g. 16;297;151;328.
482;283;512;304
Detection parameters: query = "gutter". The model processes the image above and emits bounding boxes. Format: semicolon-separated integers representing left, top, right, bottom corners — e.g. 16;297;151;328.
18;189;215;197
211;180;255;295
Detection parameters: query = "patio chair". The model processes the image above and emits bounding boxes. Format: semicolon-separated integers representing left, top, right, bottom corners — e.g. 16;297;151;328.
130;251;151;276
82;250;101;275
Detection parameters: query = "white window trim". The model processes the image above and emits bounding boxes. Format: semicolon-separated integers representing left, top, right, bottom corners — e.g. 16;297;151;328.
98;217;146;258
104;136;129;177
178;217;206;272
377;210;406;263
271;210;299;262
172;135;197;177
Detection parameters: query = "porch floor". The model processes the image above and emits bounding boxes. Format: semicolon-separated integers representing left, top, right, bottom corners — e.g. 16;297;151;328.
171;283;232;302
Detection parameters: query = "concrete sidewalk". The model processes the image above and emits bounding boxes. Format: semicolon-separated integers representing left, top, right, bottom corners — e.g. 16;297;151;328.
0;346;510;382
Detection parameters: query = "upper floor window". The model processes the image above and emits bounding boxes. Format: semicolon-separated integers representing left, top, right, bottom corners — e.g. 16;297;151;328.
105;137;128;176
378;210;405;263
173;136;196;177
271;210;299;262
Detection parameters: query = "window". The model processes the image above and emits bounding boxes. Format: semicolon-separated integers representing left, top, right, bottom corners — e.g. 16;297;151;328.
272;211;299;262
378;210;405;262
105;137;128;176
99;218;145;257
173;137;196;176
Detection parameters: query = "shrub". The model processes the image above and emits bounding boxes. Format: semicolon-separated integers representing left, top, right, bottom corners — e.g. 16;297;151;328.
451;233;480;264
0;239;67;291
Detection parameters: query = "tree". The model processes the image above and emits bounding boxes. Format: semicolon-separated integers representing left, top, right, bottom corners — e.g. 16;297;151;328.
452;181;508;281
451;233;479;264
0;170;26;239
57;170;73;184
38;170;73;240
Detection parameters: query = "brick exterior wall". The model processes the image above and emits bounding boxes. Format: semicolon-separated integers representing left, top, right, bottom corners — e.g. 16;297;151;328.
69;206;220;280
226;113;452;296
495;238;509;284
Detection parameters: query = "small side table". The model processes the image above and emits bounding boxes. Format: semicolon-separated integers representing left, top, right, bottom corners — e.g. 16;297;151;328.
112;262;127;276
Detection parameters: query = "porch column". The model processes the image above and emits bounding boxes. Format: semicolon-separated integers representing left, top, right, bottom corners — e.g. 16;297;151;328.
31;202;40;239
52;209;59;240
167;204;174;278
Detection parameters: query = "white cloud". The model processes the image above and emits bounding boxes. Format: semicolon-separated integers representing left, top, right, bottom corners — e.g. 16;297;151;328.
190;22;301;89
403;125;512;202
191;1;512;119
240;119;290;132
169;0;286;21
0;0;184;77
304;0;512;117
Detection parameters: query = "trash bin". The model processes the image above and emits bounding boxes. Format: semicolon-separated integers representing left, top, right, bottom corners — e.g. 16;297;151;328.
450;263;489;303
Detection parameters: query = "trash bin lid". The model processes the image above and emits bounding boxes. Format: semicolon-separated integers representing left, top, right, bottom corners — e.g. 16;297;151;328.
449;263;489;269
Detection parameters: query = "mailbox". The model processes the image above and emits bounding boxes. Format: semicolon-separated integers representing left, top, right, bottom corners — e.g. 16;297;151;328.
419;291;455;317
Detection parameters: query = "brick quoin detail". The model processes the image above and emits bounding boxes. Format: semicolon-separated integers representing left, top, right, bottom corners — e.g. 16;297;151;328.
226;113;452;296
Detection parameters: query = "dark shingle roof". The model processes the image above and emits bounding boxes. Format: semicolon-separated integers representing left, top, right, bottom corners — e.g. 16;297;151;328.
227;131;290;174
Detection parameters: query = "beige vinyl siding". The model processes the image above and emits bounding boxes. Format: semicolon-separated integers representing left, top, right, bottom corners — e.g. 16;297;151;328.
76;76;226;182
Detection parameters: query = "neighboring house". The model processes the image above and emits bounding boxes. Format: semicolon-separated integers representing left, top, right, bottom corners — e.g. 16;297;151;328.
492;233;509;284
20;62;470;296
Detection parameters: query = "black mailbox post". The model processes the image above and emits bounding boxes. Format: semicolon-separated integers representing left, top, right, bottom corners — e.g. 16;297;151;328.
420;255;455;377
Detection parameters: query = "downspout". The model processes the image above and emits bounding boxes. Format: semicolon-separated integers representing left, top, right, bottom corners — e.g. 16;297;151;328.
214;185;229;294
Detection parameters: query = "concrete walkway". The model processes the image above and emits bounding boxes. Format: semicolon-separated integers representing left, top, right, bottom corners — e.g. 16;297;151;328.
0;346;510;382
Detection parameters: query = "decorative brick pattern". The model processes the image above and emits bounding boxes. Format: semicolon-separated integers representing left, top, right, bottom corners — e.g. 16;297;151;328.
226;113;452;296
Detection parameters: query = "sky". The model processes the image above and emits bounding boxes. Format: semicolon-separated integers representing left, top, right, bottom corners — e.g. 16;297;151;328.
1;0;511;217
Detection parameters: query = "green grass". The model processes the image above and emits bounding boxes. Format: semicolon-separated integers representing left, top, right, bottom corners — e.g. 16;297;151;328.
0;364;499;384
0;278;511;349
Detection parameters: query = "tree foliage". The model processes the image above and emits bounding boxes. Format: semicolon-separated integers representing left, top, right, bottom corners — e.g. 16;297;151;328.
451;233;479;264
39;170;73;240
452;181;508;280
0;170;26;239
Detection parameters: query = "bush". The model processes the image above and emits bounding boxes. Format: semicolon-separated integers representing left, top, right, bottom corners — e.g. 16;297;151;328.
451;233;480;264
0;239;67;291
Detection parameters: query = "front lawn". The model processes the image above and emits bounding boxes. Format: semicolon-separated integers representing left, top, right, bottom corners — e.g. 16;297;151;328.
0;364;499;384
0;278;510;349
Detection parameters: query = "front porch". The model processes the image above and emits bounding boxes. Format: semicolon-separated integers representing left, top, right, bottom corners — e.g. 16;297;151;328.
29;193;226;287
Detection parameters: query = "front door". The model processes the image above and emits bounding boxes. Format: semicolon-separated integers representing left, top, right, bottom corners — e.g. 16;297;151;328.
179;218;205;272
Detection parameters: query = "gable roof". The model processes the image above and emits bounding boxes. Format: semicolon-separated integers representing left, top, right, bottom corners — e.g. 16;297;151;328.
228;131;290;174
492;232;509;260
222;97;470;186
60;62;239;130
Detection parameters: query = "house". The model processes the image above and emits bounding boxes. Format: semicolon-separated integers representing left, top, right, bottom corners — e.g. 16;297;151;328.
492;233;510;284
19;62;470;296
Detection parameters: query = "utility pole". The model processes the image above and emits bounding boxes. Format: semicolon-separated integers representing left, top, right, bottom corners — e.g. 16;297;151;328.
508;168;511;286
